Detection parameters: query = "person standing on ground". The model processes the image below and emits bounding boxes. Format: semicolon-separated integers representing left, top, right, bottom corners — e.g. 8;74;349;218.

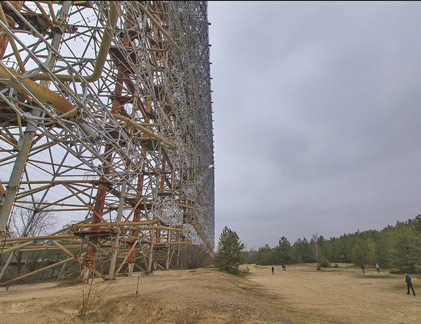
375;263;379;273
361;264;365;274
282;264;286;271
405;273;416;296
272;266;274;275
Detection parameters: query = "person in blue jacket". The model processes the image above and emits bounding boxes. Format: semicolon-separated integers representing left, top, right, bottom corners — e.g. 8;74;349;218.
405;273;416;296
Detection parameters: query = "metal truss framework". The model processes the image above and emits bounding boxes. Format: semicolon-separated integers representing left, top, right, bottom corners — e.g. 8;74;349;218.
0;1;214;283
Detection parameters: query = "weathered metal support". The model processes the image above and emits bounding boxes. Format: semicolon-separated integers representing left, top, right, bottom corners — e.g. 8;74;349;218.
0;234;75;243
109;181;126;279
0;240;34;254
147;230;154;273
0;1;25;71
113;114;177;150
0;251;14;281
0;257;73;287
0;67;78;117
166;231;172;270
0;121;37;234
72;220;161;228
115;240;137;276
0;182;5;216
53;240;107;280
0;1;23;58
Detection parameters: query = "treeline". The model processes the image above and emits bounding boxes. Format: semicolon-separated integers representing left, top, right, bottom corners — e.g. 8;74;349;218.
244;215;421;273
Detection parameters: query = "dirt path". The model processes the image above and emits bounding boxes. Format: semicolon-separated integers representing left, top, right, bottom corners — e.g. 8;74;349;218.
246;263;420;324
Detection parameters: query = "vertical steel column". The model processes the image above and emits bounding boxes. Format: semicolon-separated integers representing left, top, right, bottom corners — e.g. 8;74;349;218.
166;231;171;270
83;176;107;280
0;123;36;233
0;182;5;218
109;181;126;279
127;170;145;274
147;230;155;272
0;1;25;235
128;96;151;272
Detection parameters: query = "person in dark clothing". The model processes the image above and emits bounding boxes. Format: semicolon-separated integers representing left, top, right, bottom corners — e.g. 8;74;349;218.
405;274;416;296
282;264;286;271
272;266;274;275
361;264;365;274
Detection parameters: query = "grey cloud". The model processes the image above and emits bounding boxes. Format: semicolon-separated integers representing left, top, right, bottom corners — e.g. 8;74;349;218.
209;2;421;248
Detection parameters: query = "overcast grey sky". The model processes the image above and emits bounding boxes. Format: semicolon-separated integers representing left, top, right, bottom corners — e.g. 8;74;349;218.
208;1;421;249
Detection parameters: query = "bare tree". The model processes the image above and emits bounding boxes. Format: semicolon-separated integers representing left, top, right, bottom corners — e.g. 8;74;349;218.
9;204;53;238
178;245;211;269
2;204;55;277
311;233;321;262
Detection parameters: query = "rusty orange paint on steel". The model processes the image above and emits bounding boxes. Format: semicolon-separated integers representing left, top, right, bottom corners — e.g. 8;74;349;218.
0;2;23;59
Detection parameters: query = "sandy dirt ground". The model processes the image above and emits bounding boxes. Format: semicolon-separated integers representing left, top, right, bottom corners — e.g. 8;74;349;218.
0;264;419;323
246;263;420;324
0;268;301;324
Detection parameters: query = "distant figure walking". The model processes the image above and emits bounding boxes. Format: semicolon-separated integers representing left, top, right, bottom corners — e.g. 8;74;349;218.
405;274;416;296
272;266;274;275
282;264;286;271
361;264;365;274
375;263;379;273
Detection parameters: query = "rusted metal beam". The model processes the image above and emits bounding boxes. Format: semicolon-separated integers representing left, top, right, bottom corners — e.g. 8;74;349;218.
0;66;78;118
20;245;81;252
0;234;75;243
112;113;177;150
1;240;34;254
134;263;147;273
0;1;23;59
1;180;101;185
72;220;161;228
114;240;137;276
0;257;73;286
52;240;107;280
0;1;25;71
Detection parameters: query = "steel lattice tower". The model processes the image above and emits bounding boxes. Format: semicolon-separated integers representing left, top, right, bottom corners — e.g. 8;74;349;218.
0;1;214;283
